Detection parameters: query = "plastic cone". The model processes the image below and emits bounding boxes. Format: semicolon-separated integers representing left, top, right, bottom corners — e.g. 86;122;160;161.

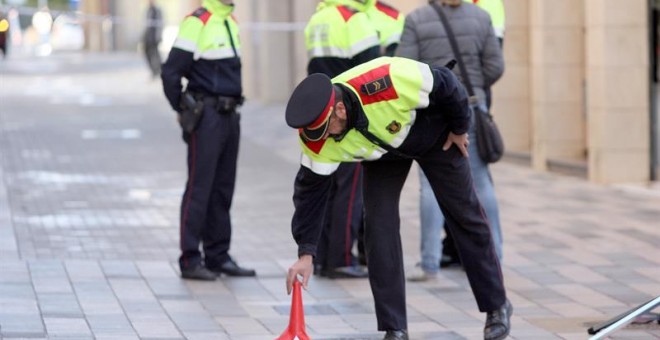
275;280;311;340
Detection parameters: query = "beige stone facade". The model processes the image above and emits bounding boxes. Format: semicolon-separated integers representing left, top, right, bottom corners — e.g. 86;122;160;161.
91;0;657;184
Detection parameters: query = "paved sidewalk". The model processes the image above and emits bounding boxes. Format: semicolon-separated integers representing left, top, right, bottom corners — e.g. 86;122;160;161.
0;52;659;339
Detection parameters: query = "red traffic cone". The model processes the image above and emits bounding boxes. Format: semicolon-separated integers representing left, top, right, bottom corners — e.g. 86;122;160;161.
275;280;311;340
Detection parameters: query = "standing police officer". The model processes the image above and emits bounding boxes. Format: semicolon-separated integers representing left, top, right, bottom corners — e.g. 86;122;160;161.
284;57;512;340
161;0;255;281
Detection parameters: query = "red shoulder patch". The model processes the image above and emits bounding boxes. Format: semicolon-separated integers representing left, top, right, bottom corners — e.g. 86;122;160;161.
336;5;357;22
301;131;327;154
188;7;211;25
346;64;399;105
375;2;400;20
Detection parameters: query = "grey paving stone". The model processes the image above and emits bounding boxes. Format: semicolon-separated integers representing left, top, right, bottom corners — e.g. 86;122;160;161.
197;295;250;317
37;292;84;317
85;314;135;333
0;315;46;338
43;317;92;337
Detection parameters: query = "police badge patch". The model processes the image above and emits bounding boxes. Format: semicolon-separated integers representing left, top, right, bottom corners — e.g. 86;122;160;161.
386;120;401;134
361;75;392;96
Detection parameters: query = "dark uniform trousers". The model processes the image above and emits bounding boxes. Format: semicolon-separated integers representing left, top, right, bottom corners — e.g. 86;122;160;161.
316;162;364;269
179;103;240;271
362;136;506;331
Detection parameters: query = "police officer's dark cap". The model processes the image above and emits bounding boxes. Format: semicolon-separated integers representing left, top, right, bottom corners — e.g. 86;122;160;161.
285;73;335;142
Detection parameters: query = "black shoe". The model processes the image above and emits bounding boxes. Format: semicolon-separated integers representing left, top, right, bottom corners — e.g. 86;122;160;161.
383;330;408;340
323;266;368;279
212;259;256;277
484;299;513;340
439;254;462;269
181;264;217;281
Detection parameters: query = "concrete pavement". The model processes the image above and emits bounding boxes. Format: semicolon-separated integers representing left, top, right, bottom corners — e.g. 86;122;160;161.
0;52;659;339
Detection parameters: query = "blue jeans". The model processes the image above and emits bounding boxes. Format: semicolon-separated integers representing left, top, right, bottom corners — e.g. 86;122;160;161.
418;120;503;273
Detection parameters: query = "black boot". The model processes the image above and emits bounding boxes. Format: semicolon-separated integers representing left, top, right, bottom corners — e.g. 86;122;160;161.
383;330;408;340
180;264;217;281
484;299;513;340
211;258;256;277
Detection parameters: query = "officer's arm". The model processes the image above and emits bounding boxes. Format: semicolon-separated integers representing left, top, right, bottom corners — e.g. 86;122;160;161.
161;48;194;111
429;67;471;135
161;16;202;112
291;165;332;258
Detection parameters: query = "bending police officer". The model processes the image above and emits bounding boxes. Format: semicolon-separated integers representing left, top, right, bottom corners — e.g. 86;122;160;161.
161;0;255;281
284;56;512;340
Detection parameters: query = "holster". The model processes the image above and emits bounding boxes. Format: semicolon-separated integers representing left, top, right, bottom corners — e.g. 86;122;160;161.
179;92;204;133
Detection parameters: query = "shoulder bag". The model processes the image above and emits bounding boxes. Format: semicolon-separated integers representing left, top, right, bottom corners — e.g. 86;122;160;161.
431;3;505;163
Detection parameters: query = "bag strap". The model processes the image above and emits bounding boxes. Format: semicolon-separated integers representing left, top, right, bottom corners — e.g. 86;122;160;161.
356;126;413;159
430;3;476;98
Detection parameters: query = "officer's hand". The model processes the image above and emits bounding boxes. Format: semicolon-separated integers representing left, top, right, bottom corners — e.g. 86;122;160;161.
443;132;469;157
286;254;313;295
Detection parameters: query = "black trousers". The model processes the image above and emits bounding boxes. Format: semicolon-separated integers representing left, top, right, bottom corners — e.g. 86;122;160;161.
179;104;240;271
315;162;364;269
362;139;505;331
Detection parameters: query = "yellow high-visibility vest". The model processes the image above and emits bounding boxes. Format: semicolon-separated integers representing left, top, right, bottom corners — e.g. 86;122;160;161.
299;57;435;175
465;0;505;38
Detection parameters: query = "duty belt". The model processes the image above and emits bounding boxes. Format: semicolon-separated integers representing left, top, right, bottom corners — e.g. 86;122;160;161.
201;95;244;113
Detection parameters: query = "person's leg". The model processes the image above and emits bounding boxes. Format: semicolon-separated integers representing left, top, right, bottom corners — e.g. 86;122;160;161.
314;176;337;273
419;143;505;312
178;105;222;271
362;159;412;331
468;140;502;260
324;162;363;270
203;110;240;268
441;117;504;264
417;168;443;273
467;129;503;260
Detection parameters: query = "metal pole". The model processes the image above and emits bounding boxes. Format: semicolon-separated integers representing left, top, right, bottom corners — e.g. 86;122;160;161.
588;296;660;340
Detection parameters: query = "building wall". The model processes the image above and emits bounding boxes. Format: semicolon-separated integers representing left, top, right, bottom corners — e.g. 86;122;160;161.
585;0;650;183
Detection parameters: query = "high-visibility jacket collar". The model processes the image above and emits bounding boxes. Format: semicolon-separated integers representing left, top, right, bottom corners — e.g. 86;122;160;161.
202;0;234;17
317;0;376;12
